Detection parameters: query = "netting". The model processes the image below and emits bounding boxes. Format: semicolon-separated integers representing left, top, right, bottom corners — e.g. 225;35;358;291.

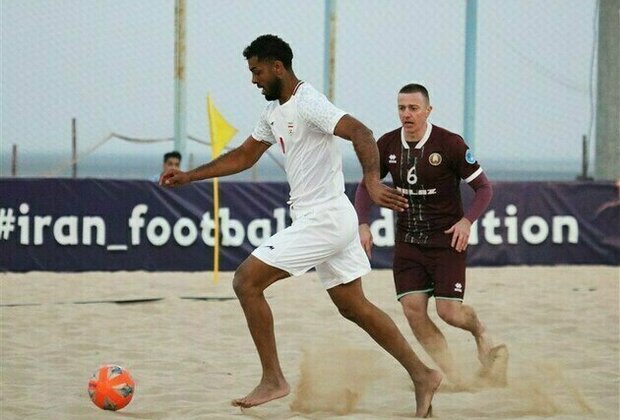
1;0;599;181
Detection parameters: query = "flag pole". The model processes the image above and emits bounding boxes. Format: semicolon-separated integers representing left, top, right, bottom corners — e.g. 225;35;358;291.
207;94;238;284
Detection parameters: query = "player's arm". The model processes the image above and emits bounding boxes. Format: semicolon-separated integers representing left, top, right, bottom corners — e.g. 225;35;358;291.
355;181;375;258
463;172;493;223
445;172;493;252
334;115;408;212
160;136;270;187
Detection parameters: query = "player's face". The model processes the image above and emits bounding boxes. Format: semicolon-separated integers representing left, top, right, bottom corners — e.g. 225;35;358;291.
398;92;432;139
163;157;180;171
247;56;282;101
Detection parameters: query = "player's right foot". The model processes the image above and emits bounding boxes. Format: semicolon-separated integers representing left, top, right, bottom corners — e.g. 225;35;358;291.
231;378;290;408
474;322;493;366
477;344;509;387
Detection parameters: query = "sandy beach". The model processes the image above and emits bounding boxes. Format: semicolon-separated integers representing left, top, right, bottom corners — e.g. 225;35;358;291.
1;266;618;419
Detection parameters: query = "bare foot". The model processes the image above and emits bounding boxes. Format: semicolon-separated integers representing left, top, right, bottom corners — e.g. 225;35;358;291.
413;369;442;418
231;379;290;408
474;323;493;366
477;344;509;387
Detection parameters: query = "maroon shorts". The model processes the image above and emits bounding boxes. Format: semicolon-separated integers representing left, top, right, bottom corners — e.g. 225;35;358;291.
393;241;466;300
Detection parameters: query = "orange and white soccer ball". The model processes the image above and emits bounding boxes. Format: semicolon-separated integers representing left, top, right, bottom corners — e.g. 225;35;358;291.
88;364;135;411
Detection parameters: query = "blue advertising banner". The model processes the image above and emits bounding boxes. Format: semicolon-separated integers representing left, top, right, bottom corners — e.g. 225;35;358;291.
356;182;620;268
1;179;618;271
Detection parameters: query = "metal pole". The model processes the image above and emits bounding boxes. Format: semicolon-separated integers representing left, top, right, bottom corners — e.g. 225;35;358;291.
72;117;77;178
323;0;337;102
174;0;187;167
463;0;478;152
11;144;17;177
582;135;588;179
578;135;593;181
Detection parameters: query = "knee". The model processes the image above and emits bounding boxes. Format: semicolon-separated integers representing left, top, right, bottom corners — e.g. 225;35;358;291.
232;270;246;298
335;300;368;324
336;304;358;323
401;301;430;326
232;261;255;298
436;304;459;325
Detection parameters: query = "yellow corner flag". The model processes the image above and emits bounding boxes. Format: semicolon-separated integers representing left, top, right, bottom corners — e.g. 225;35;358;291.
207;95;237;158
206;95;237;284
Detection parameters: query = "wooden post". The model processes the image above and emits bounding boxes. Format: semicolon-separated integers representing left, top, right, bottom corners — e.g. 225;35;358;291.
323;0;337;102
595;0;620;180
173;0;187;167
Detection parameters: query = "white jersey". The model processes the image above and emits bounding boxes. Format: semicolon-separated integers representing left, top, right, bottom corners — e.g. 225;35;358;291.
252;82;347;209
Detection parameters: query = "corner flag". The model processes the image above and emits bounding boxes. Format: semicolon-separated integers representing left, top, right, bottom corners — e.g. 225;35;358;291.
206;95;237;283
207;95;237;158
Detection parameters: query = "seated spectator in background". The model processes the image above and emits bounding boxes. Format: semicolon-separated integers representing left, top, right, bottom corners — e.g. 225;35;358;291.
153;151;182;181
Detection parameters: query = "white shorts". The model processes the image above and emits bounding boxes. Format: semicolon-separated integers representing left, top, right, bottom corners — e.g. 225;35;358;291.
251;194;371;289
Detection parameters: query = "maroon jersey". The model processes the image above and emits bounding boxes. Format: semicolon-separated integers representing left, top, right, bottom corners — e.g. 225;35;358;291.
378;123;483;248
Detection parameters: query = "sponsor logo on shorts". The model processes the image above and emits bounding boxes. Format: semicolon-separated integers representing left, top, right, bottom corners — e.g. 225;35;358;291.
454;282;463;293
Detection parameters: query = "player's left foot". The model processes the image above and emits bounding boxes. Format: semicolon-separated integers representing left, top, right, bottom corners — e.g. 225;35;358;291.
413;369;442;418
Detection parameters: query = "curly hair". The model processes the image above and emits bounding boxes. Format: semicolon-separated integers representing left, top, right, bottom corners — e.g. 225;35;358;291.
243;34;293;70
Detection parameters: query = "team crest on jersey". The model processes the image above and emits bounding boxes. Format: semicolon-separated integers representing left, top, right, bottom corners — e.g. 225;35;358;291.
465;150;476;164
429;153;442;166
388;154;397;164
287;122;294;134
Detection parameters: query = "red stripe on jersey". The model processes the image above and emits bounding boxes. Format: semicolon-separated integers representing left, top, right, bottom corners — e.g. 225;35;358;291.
292;81;304;95
279;137;286;154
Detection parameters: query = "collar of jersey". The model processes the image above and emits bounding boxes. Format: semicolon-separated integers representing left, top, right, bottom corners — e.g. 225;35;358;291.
400;122;433;150
276;81;304;107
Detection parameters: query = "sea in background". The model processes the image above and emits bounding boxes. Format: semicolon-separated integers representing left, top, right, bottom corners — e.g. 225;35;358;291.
0;151;588;182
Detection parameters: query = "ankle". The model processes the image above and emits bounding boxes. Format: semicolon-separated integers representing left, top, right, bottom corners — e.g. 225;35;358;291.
473;321;486;338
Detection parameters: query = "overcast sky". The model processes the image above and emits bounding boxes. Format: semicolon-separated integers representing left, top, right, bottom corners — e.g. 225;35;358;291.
1;0;597;177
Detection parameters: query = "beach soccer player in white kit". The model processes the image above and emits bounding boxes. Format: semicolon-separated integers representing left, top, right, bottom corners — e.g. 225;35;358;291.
161;34;441;417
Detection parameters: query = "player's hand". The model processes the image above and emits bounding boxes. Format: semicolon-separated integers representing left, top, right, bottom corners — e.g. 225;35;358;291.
365;179;408;212
359;223;373;258
444;217;472;252
159;168;191;187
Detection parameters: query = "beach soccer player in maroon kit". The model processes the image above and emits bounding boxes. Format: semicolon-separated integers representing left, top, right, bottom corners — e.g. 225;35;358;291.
355;83;505;385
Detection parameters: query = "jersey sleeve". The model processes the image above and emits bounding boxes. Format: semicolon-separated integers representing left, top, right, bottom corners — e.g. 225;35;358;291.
450;135;483;183
377;135;390;180
354;181;374;225
464;172;493;223
296;86;347;134
251;106;276;145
